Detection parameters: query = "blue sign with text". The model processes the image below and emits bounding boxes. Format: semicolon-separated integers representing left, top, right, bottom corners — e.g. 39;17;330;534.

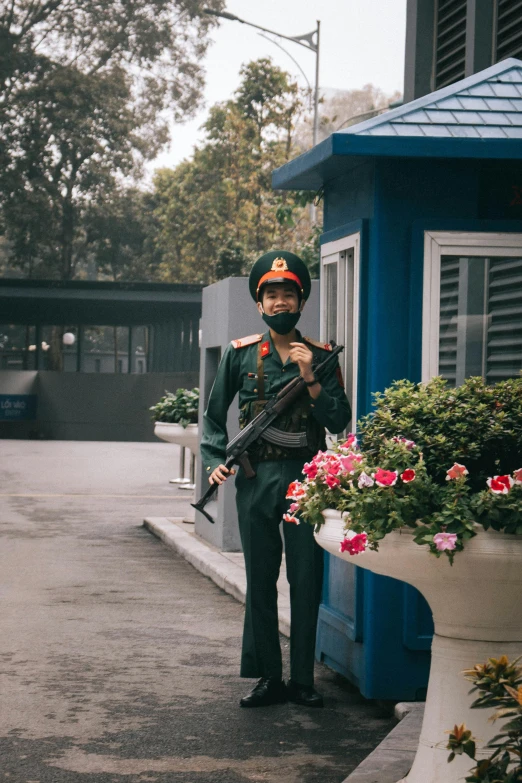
0;394;37;421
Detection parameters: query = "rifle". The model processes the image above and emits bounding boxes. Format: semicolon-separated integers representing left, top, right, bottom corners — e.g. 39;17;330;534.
192;343;344;524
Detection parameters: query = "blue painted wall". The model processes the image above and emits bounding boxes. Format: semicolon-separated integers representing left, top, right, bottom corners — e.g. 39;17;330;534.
317;155;522;700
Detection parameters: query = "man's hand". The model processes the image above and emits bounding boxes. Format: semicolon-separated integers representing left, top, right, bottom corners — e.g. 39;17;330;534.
289;342;315;382
209;464;236;485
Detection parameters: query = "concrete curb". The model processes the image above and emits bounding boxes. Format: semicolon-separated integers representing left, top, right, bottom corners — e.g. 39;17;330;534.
143;517;291;637
341;702;423;783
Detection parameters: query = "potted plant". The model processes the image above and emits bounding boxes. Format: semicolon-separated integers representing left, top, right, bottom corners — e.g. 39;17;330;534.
150;388;200;454
285;376;522;783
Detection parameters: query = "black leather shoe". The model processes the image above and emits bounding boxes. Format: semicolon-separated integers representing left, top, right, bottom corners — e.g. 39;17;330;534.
286;680;324;708
239;677;287;708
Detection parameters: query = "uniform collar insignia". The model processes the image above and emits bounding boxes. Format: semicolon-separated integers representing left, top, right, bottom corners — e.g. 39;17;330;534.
271;257;288;272
261;340;270;357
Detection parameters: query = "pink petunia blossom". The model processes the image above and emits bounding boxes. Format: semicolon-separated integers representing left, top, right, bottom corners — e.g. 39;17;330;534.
401;469;416;483
283;513;300;525
286;481;306;500
339;455;357;474
289;502;299;512
326;458;342;476
433;532;458;551
357;472;375;488
340;434;358;450
487;475;514;494
373;468;398;487
513;468;522;485
339;532;368;555
446;463;469;481
303;461;318;480
324;474;341;489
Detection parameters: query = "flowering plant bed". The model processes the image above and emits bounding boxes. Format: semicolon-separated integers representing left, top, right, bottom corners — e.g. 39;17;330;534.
285;376;522;563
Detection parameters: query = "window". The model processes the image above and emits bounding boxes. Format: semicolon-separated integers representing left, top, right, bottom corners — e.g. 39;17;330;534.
321;233;360;428
422;232;522;384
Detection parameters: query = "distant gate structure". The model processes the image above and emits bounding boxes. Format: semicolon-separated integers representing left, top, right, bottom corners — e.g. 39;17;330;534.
0;279;202;374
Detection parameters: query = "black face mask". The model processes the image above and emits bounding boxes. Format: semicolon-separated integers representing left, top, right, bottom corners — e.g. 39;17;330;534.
261;310;301;335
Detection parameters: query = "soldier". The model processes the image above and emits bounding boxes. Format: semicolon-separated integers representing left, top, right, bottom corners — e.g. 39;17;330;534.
200;250;351;708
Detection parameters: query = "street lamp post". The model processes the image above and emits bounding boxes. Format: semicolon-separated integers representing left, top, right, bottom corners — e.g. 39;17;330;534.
204;9;321;147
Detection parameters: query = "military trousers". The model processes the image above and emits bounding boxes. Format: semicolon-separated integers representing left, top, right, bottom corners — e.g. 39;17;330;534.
235;459;324;687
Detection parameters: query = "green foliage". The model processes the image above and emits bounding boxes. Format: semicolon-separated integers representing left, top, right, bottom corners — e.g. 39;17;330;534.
446;656;522;781
286;377;522;562
0;0;224;280
150;388;199;427
153;58;317;284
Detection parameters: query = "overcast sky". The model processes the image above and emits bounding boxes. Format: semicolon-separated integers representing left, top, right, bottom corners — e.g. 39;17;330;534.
150;0;408;173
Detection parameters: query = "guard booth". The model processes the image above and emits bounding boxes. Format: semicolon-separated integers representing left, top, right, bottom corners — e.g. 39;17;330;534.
272;58;522;700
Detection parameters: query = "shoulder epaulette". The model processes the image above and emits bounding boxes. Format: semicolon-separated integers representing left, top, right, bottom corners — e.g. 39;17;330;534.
303;336;333;351
231;333;264;349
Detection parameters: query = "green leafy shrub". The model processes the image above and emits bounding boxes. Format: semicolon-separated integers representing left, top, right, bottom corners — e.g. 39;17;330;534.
150;388;199;428
446;655;522;781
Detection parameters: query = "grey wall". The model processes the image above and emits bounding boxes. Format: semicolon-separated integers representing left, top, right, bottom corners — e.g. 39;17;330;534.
196;276;320;552
0;371;198;441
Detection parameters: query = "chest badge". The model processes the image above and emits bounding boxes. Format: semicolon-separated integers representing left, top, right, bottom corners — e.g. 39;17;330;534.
261;341;270;357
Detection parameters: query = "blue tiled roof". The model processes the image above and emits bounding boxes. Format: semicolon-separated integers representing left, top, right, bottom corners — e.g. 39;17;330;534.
273;59;522;190
341;58;522;140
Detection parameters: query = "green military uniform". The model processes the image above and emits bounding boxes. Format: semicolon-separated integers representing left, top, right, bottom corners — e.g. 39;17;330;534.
200;251;351;689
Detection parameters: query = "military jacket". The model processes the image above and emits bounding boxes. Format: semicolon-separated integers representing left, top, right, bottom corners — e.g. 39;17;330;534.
200;330;351;476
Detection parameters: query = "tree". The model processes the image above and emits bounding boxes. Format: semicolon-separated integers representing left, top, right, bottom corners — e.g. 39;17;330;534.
0;0;224;279
153;58;316;284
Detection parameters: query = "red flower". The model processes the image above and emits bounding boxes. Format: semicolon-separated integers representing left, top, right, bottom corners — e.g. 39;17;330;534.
340;434;358;450
339;532;368;555
446;463;468;481
487;475;514;495
373;468;398;487
324;474;341;489
283;513;300;525
286;481;306;500
303;461;318;480
401;469;416;483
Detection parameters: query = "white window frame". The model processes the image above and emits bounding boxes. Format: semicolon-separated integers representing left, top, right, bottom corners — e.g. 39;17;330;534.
422;231;522;382
320;232;360;427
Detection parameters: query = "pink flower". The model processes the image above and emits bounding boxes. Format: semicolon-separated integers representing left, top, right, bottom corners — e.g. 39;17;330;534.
326;457;342;476
289;502;299;512
286;481;306;500
487;475;514;495
446;463;468;481
340;434;358;450
401;469;416;483
392;436;416;450
324;474;341;489
513;468;522;485
357;472;374;488
433;532;458;551
339;455;357;474
283;513;300;525
373;468;398;487
303;461;318;480
339;532;368;555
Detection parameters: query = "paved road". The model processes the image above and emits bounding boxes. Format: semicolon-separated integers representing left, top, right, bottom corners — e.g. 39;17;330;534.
0;441;395;783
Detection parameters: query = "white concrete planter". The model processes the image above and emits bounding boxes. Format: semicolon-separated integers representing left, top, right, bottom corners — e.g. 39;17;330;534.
316;508;522;783
153;422;199;455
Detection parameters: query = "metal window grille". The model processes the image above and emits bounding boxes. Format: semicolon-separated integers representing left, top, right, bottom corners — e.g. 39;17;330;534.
495;0;522;62
438;255;522;385
434;0;467;89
